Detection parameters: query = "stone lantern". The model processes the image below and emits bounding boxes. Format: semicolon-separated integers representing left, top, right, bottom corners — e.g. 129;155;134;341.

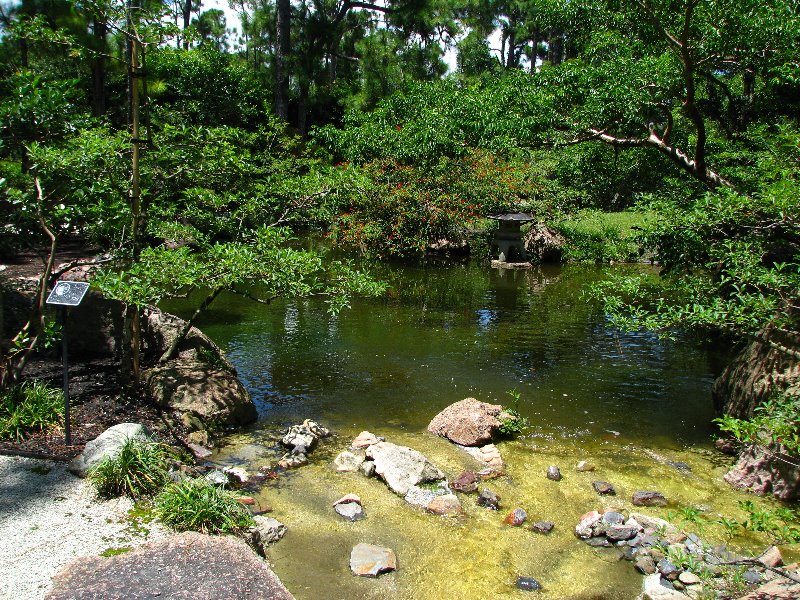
488;212;534;265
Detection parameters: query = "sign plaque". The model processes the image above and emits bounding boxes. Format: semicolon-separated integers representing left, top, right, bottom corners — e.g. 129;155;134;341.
46;281;90;307
45;280;90;446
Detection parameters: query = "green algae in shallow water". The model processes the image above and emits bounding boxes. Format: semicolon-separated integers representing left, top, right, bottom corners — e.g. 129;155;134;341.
165;261;798;599
100;546;131;557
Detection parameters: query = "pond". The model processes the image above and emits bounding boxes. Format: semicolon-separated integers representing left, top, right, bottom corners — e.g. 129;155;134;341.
162;260;783;600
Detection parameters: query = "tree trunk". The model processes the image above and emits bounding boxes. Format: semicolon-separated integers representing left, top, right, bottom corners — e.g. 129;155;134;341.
275;0;291;121
91;17;107;117
298;79;309;136
506;31;516;69
159;288;222;363
127;3;144;387
183;0;192;49
548;32;564;66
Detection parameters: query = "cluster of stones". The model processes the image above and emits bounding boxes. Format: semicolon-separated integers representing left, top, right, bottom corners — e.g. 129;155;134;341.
575;509;790;600
334;431;464;516
278;419;331;468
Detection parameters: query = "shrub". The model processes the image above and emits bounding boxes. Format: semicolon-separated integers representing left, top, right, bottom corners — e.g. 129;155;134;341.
88;438;170;500
0;380;63;441
155;478;254;534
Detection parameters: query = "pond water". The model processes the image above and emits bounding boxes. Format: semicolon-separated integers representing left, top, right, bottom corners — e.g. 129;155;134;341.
162;260;788;600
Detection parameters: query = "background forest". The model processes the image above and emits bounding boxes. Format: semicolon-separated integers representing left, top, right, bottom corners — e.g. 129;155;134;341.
0;0;799;396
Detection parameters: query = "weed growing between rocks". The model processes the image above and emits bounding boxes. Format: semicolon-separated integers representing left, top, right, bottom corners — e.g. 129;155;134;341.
88;438;170;500
155;478;255;535
0;380;63;441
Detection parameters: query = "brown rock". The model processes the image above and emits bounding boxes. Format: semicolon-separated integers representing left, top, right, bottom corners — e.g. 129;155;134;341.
715;437;740;455
632;491;668;507
427;398;504;446
351;431;380;449
592;481;616;495
451;470;479;493
46;532;294;600
734;579;800;600
724;443;800;501
504;508;527;526
426;494;463;516
236;496;256;505
463;444;504;469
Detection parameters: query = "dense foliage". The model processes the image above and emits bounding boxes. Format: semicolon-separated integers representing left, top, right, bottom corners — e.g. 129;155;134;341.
0;0;798;404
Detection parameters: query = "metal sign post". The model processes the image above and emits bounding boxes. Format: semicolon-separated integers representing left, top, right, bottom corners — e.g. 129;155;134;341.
45;281;90;446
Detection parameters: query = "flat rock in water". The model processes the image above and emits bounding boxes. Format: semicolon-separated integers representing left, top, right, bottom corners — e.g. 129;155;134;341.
451;470;478;493
530;521;554;535
68;423;152;477
349;544;397;578
333;450;366;472
426;494;463;516
366;442;445;496
46;532;294;600
427;398;504;446
249;516;288;553
592;481;616;495
602;511;625;525
607;524;640;542
281;419;330;451
335;503;365;521
404;485;441;508
351;431;381;449
462;444;504;470
632;491;668;507
576;461;596;472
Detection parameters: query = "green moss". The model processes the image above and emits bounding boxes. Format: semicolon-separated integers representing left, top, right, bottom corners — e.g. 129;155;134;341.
100;547;132;557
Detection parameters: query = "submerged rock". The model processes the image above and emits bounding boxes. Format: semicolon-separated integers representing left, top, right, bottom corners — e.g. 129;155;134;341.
366;442;445;496
505;508;528;526
335;503;365;521
451;470;479;493
576;460;596;472
333;450;366;472
592;481;617;495
546;466;562;481
477;488;501;510
349;544;397;578
516;576;543;592
426;494;464;516
531;521;554;535
427;398;505;446
248;516;288;554
632;491;668;507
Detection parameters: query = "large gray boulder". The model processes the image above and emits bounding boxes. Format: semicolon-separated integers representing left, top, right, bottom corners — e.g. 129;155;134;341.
145;359;256;434
46;532;295;600
427;398;507;446
365;441;445;496
68;423;151;477
141;307;257;436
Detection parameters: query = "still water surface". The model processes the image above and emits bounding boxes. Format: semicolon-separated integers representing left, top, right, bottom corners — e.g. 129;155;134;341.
163;261;776;600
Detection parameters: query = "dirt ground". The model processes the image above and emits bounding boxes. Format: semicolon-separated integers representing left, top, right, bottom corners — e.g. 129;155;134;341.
1;243;184;461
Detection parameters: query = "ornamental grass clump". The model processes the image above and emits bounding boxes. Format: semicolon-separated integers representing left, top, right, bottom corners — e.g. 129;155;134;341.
155;478;254;535
88;438;170;500
0;380;63;441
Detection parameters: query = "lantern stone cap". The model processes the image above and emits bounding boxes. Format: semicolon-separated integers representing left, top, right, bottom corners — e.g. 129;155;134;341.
487;212;534;222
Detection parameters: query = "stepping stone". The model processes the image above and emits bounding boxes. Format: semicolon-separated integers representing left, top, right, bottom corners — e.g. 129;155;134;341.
349;543;397;577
